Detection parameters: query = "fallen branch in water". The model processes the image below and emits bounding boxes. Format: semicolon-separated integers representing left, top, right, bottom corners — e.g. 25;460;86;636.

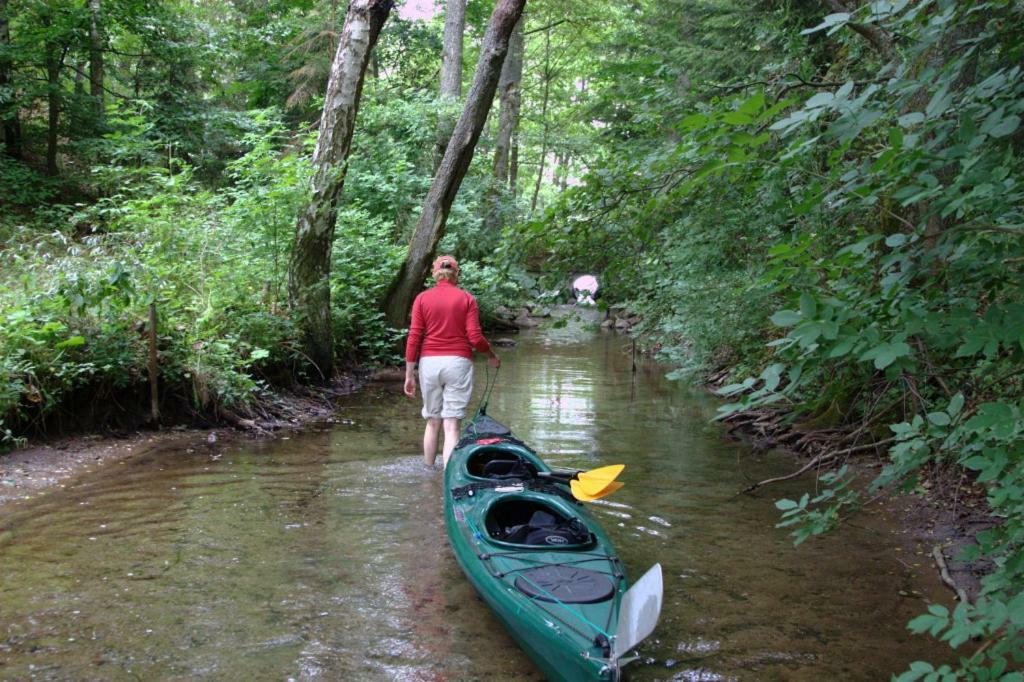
741;437;897;494
741;452;838;493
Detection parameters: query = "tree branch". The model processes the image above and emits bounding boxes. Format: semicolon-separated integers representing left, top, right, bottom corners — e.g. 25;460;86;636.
524;19;569;36
823;0;898;62
64;62;136;100
741;437;897;494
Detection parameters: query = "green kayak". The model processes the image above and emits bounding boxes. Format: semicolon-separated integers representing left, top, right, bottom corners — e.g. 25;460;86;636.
443;412;663;682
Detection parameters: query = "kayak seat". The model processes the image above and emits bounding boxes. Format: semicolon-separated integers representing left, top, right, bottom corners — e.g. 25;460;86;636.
467;448;537;480
487;500;593;548
482;458;532;480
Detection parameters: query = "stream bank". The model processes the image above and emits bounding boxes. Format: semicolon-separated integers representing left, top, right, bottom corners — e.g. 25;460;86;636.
0;378;361;509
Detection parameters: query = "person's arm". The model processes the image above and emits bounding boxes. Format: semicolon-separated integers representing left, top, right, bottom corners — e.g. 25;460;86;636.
404;298;425;396
466;295;500;368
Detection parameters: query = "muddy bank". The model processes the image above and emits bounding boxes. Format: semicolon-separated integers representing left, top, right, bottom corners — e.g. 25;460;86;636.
0;377;363;509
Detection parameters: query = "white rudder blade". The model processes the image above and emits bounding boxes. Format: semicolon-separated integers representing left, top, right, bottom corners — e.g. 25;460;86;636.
612;563;663;662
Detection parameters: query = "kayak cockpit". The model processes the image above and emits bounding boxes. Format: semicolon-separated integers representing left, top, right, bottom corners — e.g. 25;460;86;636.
466;447;539;480
485;496;594;549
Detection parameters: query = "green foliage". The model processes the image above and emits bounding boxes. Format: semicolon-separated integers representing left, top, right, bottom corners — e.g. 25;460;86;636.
515;0;1024;677
0;109;312;430
0;157;58;205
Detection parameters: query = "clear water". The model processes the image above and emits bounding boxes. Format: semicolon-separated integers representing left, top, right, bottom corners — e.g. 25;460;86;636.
0;315;952;680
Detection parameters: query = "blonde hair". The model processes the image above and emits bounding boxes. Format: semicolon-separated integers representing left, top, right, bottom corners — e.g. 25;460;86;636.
433;268;459;284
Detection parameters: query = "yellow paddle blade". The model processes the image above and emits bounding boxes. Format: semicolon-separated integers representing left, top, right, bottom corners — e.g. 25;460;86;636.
577;463;624;485
570;479;624;502
573;475;620;496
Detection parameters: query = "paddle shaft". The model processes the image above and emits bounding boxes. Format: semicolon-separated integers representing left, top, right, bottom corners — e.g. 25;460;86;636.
536;470;581;482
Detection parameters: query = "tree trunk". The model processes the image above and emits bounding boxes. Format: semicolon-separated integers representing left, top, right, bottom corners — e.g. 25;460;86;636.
88;0;104;122
0;0;21;159
509;129;518;192
43;18;60;176
529;28;552;213
433;0;466;171
492;17;523;186
288;0;392;380
384;0;528;329
482;16;524;234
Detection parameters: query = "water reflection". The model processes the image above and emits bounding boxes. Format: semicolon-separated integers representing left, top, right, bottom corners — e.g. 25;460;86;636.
0;322;956;680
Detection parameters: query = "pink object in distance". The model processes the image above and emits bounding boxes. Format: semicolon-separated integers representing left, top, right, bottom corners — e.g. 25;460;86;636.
397;0;440;21
572;275;598;294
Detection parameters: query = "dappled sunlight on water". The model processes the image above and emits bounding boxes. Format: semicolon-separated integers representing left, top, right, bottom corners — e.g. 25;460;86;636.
0;318;954;680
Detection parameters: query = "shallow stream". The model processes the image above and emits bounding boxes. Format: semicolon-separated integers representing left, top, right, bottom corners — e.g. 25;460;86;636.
0;316;952;680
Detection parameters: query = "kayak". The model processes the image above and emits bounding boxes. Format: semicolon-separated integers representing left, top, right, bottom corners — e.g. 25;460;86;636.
443;412;663;682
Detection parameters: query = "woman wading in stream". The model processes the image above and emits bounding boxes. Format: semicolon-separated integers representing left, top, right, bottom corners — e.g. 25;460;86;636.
404;255;500;467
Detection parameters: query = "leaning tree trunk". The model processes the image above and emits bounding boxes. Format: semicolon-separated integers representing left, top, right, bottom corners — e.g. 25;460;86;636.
433;0;466;171
384;0;528;328
288;0;392;380
88;0;104;122
0;0;21;159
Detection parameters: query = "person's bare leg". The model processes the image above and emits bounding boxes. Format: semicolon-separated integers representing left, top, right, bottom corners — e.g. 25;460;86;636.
441;417;462;468
423;418;441;466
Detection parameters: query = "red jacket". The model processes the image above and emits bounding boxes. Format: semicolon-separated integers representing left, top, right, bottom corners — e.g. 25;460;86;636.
405;281;491;363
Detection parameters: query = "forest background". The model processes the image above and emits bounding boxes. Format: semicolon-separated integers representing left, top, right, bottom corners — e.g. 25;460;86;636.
1;0;1023;678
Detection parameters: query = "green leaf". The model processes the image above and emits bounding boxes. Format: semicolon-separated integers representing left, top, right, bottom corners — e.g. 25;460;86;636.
770;310;802;327
680;113;708;130
947;393;965;417
799;293;817;318
898;112;925;127
801;12;850;35
722;111;753;126
737;92;765;116
964;402;1015;431
775;498;799;511
961;456;990;471
55;335;86;349
806;91;835;109
860;341;912;369
989;114;1020;138
927;412;951;427
925;83;952;119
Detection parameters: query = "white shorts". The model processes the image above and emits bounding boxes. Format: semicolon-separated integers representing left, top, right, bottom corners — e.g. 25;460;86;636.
419;356;474;420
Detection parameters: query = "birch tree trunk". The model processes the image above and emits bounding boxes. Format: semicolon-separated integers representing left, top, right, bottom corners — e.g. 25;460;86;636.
384;0;528;328
433;0;466;171
88;0;104;121
288;0;392;380
0;0;21;159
